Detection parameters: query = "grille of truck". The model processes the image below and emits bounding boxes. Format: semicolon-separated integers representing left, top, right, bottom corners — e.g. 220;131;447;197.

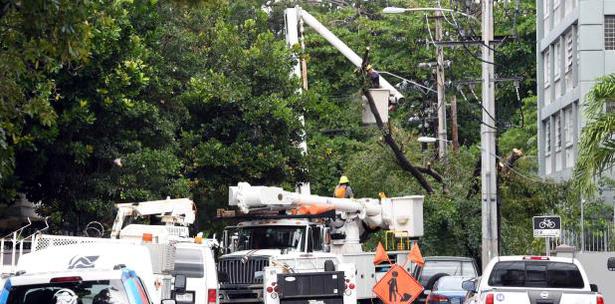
218;256;269;285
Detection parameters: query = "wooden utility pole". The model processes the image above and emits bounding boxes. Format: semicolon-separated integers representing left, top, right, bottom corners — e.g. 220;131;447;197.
450;95;459;152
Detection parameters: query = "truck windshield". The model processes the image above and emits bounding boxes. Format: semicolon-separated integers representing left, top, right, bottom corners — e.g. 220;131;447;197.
227;226;306;251
5;280;131;304
488;261;585;288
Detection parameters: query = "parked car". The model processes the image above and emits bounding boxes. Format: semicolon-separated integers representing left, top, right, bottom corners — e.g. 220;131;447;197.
462;255;604;304
415;256;479;304
426;276;474;304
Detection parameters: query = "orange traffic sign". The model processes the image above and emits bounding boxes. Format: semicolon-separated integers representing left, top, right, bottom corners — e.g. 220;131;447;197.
373;264;424;304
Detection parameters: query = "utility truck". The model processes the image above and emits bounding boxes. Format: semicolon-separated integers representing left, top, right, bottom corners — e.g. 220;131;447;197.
2;198;218;304
109;198;218;304
216;182;424;303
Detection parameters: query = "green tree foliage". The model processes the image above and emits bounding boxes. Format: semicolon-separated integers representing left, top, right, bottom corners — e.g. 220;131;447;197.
2;0;307;232
573;74;615;198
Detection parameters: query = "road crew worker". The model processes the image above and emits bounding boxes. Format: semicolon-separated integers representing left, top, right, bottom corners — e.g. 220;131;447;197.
334;175;354;198
366;64;380;88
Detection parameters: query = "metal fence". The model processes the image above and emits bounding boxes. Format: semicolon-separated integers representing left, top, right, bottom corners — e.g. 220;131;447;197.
549;224;615;252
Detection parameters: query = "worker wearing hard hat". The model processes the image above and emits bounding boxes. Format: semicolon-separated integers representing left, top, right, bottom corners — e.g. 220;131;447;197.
334;176;354;198
366;65;381;88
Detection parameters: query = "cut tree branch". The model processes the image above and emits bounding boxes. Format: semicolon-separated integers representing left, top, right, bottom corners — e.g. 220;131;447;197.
362;88;434;194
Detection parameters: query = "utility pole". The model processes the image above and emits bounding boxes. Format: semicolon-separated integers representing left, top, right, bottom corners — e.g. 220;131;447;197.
435;9;448;158
450;95;459;152
481;0;498;269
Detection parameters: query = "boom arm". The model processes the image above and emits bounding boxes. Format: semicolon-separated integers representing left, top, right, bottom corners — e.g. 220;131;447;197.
285;6;404;102
110;198;196;239
229;182;423;238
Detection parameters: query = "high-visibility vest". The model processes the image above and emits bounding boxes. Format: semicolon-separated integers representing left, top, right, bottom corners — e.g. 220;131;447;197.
334;185;347;198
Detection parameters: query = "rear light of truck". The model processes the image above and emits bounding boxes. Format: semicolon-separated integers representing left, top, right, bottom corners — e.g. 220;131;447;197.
485;293;494;304
426;294;448;303
207;289;217;304
50;276;82;283
523;256;549;260
597;294;604;304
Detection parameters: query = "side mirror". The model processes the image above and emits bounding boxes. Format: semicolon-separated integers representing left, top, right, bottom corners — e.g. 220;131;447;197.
462;279;477;292
161;300;176;304
608;257;615;271
590;284;599;292
174;274;187;293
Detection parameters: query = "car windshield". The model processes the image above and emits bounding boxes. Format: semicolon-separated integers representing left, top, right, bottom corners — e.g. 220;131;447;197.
433;277;469;291
488;261;585;288
420;260;477;285
227;226;306;251
5;280;130;304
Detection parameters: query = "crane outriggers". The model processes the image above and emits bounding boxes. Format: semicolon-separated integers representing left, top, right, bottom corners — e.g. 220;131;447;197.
217;182;424;303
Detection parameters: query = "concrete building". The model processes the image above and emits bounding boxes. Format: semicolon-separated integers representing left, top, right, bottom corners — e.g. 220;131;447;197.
537;0;615;179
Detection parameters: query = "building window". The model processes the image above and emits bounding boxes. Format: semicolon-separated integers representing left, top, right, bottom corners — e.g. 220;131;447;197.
565;32;573;72
564;107;573;145
605;15;615;50
542;50;551;87
554;0;561;25
555;114;561;150
545;121;551;154
544;0;550;32
554;42;561;79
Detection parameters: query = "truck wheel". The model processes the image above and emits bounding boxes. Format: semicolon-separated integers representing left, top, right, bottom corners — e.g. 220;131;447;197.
324;260;336;271
424;272;449;291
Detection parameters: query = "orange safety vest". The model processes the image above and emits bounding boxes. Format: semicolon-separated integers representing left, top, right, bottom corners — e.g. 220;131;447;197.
334;185;347;198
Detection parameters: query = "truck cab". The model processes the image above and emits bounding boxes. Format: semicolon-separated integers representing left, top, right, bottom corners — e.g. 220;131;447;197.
217;219;356;304
222;219;327;255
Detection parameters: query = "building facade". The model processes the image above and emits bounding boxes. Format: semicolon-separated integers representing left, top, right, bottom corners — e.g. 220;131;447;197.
537;0;615;179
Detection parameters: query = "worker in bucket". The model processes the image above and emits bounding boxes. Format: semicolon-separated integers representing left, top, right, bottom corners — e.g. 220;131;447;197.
366;64;380;88
334;175;354;198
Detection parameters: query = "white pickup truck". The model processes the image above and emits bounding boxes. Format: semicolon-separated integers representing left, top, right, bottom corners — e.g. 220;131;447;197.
462;256;604;304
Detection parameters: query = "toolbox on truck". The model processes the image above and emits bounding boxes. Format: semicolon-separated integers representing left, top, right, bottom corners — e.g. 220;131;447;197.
277;271;345;304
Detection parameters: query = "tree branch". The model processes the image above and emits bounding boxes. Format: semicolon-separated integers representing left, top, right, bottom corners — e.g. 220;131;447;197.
416;163;444;184
362;88;434;194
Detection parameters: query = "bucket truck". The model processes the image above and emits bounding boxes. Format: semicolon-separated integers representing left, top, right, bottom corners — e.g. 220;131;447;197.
217;182;424;304
13;198;218;304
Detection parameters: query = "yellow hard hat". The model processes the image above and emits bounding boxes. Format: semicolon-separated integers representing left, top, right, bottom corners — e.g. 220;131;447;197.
366;64;373;70
339;176;349;184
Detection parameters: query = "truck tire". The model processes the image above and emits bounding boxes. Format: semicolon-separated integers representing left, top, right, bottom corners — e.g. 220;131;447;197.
324;259;336;271
424;272;449;291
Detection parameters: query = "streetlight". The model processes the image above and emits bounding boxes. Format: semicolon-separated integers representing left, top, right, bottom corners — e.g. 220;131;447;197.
417;136;451;144
382;7;478;21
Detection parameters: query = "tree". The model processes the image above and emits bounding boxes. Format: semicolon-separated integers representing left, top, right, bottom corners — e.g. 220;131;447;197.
573;74;615;198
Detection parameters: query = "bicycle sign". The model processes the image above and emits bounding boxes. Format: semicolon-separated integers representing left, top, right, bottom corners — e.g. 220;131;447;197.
533;216;561;237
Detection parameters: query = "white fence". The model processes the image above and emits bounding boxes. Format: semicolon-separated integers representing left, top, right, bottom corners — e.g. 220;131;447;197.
549;224;615;252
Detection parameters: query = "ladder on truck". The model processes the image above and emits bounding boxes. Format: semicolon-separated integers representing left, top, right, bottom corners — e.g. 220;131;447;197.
0;217;49;274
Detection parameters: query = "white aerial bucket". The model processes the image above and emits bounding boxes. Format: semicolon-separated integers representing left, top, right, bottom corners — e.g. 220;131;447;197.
387;195;424;238
362;89;390;124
